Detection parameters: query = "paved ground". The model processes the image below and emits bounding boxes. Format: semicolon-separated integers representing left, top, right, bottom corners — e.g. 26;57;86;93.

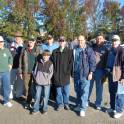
0;79;124;124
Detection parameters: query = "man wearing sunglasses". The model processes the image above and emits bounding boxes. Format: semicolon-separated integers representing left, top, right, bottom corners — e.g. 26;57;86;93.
51;36;73;111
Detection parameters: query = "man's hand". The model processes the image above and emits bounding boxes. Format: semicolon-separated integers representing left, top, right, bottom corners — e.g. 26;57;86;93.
19;74;23;79
120;79;124;84
88;72;93;81
8;64;12;71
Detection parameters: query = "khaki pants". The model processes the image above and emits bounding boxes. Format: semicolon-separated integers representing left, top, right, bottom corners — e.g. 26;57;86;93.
23;73;36;104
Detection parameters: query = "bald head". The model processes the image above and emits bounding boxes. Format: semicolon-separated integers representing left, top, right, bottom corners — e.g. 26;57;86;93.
78;35;86;48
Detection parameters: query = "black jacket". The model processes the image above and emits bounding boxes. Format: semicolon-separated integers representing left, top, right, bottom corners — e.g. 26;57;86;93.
51;47;73;86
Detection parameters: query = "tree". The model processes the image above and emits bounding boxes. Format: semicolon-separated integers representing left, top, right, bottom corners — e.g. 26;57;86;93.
102;0;121;33
0;0;40;38
41;0;87;40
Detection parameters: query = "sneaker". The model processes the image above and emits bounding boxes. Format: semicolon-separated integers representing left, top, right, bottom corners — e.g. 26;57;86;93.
56;106;63;111
96;106;101;110
42;111;47;115
107;108;114;113
31;111;39;115
16;96;26;101
4;102;13;108
114;112;123;119
74;106;80;111
64;105;70;110
80;110;85;117
24;104;31;109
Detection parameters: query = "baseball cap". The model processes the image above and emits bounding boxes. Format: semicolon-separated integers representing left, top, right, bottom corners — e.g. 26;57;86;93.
28;35;36;41
0;36;4;42
112;35;120;41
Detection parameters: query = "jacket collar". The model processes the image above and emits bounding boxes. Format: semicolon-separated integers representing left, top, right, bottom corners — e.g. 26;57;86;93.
56;46;68;52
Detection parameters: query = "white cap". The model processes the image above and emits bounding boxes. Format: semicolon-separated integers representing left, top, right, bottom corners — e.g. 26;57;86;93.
0;36;4;41
112;35;120;41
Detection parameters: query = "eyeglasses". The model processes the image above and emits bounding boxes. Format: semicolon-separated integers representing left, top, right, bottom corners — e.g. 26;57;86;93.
59;39;65;42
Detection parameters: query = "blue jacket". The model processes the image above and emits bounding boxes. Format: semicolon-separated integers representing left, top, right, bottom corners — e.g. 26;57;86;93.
106;47;116;71
92;43;109;69
73;45;96;79
40;42;59;53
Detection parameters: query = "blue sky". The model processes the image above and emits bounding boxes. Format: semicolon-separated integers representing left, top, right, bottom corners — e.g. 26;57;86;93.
101;0;124;6
119;0;124;6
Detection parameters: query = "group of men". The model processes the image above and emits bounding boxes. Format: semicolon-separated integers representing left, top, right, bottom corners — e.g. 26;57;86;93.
0;32;124;119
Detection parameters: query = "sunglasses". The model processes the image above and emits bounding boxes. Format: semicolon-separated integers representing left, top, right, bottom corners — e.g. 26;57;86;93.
59;39;65;42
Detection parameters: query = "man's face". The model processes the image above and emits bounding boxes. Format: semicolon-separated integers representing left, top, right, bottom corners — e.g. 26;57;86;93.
15;36;23;44
28;40;35;48
96;35;104;45
78;35;86;47
0;41;4;49
59;39;66;48
112;40;120;48
48;38;53;45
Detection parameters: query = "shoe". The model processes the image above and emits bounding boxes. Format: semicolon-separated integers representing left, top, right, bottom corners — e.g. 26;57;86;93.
107;108;114;113
31;111;39;115
4;102;13;108
64;105;70;110
15;96;26;102
80;110;85;117
114;112;123;119
74;106;80;111
24;104;31;109
42;111;47;115
56;106;63;111
96;106;101;110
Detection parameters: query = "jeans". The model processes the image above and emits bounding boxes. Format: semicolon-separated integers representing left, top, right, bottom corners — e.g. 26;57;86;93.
56;84;70;107
108;73;118;110
74;72;80;106
79;77;90;111
0;71;11;104
10;69;24;97
33;85;50;112
89;69;106;107
115;94;124;113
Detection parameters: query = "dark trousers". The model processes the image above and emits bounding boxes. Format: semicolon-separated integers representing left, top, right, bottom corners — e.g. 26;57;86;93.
108;73;118;110
49;77;56;101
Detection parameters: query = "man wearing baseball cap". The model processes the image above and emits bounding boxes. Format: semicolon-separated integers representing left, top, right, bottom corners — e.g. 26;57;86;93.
106;34;124;118
51;36;73;111
0;36;13;107
19;36;41;109
10;32;24;100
